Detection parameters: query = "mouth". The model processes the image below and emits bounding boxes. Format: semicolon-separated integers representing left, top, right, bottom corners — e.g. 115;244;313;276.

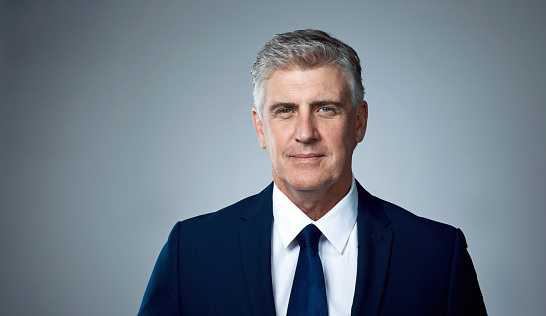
288;153;325;162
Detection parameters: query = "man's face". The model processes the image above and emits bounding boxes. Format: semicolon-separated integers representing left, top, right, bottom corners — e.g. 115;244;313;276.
252;65;367;194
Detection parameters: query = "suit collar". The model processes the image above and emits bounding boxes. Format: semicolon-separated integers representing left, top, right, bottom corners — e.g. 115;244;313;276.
239;181;393;316
351;181;393;316
240;183;277;316
272;178;358;254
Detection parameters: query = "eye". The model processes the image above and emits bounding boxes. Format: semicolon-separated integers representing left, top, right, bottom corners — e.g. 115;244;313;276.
317;106;337;117
272;107;295;119
319;107;333;112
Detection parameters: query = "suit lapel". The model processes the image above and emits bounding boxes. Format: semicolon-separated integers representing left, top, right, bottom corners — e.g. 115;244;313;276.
238;182;392;315
351;182;393;316
240;183;277;316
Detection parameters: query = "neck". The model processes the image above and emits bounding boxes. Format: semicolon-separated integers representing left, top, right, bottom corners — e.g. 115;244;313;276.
274;174;353;221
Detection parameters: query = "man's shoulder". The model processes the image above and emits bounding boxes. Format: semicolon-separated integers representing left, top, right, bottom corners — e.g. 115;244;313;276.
361;192;462;263
366;192;458;243
381;196;454;229
161;183;273;252
177;183;273;232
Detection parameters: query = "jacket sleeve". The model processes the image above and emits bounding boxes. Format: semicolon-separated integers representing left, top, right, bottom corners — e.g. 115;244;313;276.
137;222;181;316
446;228;487;315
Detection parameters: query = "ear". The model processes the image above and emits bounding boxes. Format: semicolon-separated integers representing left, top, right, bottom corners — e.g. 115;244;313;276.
252;107;267;149
355;101;368;143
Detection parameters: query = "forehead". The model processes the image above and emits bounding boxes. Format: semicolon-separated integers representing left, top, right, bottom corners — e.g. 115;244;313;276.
262;65;349;106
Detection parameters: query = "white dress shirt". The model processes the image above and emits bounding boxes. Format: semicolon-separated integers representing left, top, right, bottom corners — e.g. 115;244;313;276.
271;178;359;316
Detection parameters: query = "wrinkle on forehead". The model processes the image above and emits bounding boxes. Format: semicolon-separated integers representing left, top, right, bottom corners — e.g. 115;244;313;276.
263;65;351;109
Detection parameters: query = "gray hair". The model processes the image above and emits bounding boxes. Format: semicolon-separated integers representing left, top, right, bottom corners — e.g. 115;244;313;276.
251;29;364;116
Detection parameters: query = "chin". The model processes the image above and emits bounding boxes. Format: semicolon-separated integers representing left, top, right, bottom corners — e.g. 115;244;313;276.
285;176;330;192
273;165;342;192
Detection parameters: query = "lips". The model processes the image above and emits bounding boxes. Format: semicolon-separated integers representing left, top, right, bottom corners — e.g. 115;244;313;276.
288;153;326;164
290;153;324;158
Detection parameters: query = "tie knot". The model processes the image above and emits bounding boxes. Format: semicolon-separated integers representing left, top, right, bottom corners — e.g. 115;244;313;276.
296;224;323;250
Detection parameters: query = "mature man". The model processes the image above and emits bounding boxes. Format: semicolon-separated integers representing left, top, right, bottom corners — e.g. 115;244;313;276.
138;29;487;315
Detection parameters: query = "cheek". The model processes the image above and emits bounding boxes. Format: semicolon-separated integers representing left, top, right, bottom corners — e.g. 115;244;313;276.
263;127;282;159
265;125;288;149
332;126;356;155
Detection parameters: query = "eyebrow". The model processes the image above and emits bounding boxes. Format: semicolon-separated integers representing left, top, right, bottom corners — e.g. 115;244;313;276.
268;102;296;113
268;100;346;113
310;100;345;108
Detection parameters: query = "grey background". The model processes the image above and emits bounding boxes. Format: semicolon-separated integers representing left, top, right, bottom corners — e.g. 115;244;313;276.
1;0;545;315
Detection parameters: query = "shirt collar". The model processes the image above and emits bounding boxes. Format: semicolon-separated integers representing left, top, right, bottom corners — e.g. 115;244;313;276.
272;177;358;254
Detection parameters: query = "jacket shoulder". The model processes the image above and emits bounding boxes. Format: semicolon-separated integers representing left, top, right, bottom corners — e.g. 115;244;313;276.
376;197;456;236
176;183;273;234
361;191;459;260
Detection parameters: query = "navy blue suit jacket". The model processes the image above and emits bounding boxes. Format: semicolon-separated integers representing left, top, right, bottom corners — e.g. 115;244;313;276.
138;182;486;315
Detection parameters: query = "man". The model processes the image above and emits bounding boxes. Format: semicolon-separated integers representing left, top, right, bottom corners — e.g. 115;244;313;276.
138;29;487;315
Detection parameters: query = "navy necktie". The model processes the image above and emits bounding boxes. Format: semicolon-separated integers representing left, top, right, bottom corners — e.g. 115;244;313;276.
287;224;328;316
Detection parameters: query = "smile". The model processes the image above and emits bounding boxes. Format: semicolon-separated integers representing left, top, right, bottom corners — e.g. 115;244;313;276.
289;153;325;162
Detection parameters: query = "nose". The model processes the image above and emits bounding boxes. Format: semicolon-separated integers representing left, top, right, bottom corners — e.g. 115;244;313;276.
295;111;319;144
